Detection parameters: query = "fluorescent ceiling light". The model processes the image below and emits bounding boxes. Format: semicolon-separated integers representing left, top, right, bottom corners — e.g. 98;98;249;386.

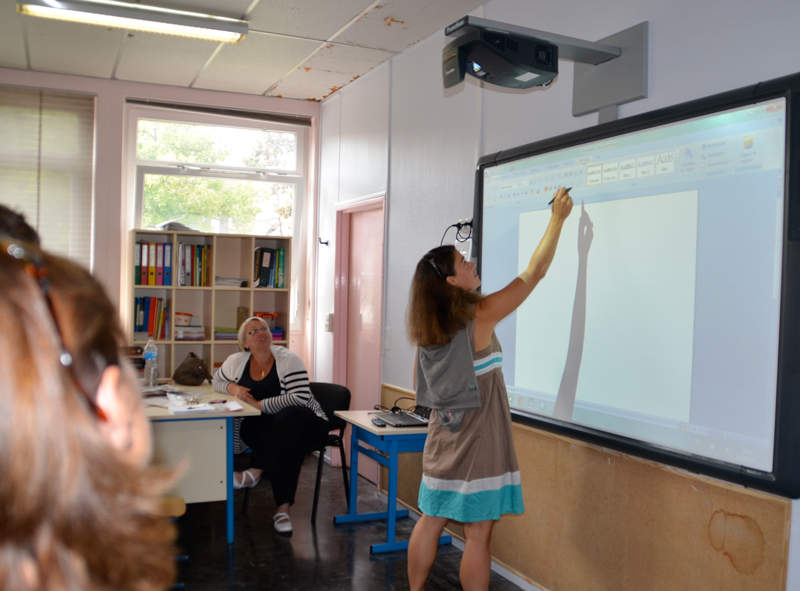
18;0;248;43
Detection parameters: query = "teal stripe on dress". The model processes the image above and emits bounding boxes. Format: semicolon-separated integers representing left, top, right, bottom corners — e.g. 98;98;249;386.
474;352;503;376
418;480;524;522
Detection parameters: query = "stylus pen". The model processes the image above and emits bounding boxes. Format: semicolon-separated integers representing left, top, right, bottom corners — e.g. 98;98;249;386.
548;187;573;205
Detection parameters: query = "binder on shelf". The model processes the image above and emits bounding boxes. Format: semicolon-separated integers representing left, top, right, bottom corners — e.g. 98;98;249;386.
255;247;274;287
184;244;191;286
140;243;149;286
155;243;164;286
148;243;157;286
134;243;141;286
163;243;172;286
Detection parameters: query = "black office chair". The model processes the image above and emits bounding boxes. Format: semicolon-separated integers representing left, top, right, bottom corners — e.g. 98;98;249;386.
242;382;351;524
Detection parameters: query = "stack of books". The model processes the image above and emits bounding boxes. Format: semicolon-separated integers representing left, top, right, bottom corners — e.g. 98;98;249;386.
253;246;286;288
215;276;247;287
134;296;169;339
174;325;205;341
177;243;212;287
214;327;238;341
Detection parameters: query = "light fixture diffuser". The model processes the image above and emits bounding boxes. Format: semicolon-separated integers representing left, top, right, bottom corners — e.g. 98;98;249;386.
18;0;248;43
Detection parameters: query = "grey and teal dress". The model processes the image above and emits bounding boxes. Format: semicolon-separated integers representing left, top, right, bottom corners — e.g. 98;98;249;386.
417;326;525;522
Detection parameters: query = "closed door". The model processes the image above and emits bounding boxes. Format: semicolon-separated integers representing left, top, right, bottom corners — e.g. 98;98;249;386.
335;201;384;483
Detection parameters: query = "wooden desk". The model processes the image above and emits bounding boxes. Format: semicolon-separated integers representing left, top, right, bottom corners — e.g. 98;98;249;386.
333;410;451;554
144;384;259;544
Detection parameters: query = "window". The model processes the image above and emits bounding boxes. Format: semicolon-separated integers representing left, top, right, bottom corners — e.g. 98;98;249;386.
0;87;95;268
127;106;310;330
134;117;304;235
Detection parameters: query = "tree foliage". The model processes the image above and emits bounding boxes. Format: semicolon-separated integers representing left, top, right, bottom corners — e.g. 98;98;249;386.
138;121;295;235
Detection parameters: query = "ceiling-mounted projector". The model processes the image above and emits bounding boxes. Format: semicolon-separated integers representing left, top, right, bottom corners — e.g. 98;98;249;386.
443;17;558;89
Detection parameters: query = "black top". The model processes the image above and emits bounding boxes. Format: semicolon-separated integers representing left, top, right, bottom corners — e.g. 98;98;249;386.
238;358;280;401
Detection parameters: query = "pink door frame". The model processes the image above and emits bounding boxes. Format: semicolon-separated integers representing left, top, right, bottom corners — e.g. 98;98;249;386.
332;196;386;388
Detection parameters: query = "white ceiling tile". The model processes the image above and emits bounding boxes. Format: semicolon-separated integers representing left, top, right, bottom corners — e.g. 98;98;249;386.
247;0;376;40
267;67;358;101
332;0;485;52
25;19;124;78
0;2;27;70
114;32;218;86
305;43;395;76
193;31;321;95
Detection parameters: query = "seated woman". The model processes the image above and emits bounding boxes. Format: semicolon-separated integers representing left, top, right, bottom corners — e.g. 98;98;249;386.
0;237;177;591
212;316;329;534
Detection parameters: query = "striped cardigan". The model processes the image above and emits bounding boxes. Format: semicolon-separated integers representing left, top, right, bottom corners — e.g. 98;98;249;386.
212;347;327;452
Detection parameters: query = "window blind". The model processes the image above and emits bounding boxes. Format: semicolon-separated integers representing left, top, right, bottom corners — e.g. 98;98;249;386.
0;86;95;269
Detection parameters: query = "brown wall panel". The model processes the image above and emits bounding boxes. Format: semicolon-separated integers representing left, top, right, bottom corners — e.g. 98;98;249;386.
380;384;791;591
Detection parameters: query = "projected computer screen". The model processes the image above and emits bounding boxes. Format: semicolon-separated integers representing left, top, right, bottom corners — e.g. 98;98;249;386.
479;98;786;472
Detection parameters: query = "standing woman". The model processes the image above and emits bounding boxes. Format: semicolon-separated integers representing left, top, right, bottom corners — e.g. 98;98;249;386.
406;188;573;591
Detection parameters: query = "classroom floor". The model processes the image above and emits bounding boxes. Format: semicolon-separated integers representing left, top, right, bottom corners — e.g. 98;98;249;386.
175;455;527;591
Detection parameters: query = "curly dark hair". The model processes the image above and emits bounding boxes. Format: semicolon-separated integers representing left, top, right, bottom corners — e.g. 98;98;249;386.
406;245;482;347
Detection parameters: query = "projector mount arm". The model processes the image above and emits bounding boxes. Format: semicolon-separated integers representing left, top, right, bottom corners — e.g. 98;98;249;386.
446;17;648;123
454;17;621;65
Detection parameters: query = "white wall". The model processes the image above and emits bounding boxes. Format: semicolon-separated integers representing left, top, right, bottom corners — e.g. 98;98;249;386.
317;0;800;585
0;67;319;315
313;64;390;381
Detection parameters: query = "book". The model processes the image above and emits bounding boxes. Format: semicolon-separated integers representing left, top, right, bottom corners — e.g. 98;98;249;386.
163;243;172;286
141;296;150;334
148;242;156;286
147;297;157;336
156;243;164;286
134;243;141;285
277;248;285;288
184;244;191;287
190;245;196;286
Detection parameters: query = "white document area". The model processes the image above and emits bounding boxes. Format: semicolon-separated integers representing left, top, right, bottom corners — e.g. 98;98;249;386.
514;191;699;422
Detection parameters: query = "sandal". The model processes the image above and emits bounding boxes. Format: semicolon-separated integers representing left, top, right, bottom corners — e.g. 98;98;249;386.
233;469;260;490
273;512;293;534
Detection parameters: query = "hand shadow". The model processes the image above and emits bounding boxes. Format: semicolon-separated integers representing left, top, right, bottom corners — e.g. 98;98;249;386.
553;201;594;422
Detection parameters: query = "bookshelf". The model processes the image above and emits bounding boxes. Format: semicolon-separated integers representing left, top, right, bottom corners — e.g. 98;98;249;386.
130;230;291;380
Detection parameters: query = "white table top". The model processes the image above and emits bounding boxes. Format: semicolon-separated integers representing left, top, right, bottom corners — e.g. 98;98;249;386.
143;383;260;421
334;410;429;436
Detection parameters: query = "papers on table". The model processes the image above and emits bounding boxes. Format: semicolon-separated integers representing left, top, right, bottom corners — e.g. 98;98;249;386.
143;397;244;413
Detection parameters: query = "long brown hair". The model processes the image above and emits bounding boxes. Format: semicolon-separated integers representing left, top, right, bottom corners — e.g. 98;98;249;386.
407;245;482;347
0;242;177;591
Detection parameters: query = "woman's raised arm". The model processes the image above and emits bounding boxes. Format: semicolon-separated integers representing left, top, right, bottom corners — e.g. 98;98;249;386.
475;187;573;342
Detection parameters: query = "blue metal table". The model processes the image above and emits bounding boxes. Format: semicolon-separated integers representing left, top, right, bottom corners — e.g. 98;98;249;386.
333;410;451;554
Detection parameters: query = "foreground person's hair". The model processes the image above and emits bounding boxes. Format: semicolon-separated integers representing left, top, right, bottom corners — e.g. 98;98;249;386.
0;240;177;591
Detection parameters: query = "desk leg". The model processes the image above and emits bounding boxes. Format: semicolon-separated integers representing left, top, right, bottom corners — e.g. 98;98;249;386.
226;417;234;545
370;439;404;553
334;425;360;524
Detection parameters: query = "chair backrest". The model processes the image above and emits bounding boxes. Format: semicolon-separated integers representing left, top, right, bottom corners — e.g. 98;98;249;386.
309;382;351;433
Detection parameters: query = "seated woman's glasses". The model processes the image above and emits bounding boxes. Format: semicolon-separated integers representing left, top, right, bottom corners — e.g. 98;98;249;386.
247;326;270;338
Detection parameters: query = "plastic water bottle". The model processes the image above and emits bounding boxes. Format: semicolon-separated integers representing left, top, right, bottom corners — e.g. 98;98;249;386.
143;338;158;387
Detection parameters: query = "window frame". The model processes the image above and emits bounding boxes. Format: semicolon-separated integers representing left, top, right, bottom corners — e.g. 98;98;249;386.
123;105;310;333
